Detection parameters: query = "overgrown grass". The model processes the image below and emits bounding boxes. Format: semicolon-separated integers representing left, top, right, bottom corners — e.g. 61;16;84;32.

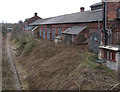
82;51;115;75
96;65;115;75
83;52;98;61
85;61;98;68
13;35;37;56
23;37;36;55
11;35;118;90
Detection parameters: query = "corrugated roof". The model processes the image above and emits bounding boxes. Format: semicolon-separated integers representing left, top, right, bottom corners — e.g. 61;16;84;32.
90;2;102;7
62;26;87;35
29;18;49;26
29;9;103;26
24;26;34;31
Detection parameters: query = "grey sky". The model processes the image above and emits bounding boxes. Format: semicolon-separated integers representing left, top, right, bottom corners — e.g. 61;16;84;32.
0;0;101;23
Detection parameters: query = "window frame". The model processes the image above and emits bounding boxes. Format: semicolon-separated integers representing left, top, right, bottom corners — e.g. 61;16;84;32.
47;28;50;40
43;28;45;39
58;28;62;35
39;29;41;37
118;8;120;18
52;29;55;40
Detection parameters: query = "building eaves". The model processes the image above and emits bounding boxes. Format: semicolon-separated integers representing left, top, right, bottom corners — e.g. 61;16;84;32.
90;2;103;7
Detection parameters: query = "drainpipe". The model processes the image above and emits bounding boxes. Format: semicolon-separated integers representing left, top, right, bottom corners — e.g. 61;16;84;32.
103;1;108;46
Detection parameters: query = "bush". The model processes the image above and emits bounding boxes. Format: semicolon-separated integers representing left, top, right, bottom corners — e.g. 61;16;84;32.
24;41;35;55
10;23;28;42
2;24;8;35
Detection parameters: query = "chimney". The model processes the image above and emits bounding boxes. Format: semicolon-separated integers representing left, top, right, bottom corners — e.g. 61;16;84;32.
34;12;37;16
80;7;85;12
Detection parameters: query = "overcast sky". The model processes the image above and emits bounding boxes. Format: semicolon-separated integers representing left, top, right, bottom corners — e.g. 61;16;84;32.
0;0;101;23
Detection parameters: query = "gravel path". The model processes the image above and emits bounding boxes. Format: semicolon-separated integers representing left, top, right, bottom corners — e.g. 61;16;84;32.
6;34;22;90
0;33;2;91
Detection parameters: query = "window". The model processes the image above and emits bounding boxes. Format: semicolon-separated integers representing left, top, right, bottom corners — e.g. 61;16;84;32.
112;52;116;62
43;28;45;39
94;37;97;41
72;35;74;42
39;29;41;37
118;32;120;45
52;29;55;40
110;52;112;61
104;50;116;62
90;37;92;40
107;51;109;60
47;28;50;40
58;29;62;35
118;8;120;18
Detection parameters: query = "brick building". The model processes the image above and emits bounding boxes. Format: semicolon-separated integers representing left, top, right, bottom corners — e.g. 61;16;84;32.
23;13;41;35
30;3;104;53
98;1;120;70
29;2;120;53
27;1;120;70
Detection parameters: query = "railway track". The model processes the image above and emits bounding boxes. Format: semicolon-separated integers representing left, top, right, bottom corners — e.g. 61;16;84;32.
6;34;22;91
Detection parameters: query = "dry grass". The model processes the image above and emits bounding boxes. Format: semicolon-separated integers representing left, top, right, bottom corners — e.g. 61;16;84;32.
12;37;118;90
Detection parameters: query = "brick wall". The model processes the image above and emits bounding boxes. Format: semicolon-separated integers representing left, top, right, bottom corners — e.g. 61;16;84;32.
38;22;102;39
38;22;102;53
35;2;120;53
24;16;41;26
102;1;120;45
107;2;118;19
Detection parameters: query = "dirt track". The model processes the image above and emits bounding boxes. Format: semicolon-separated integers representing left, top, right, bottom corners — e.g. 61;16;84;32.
6;34;22;90
0;33;2;91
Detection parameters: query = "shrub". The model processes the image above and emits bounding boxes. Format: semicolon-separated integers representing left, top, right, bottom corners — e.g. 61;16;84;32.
23;37;36;55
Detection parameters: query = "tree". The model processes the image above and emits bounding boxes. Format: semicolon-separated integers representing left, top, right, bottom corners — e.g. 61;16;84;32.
18;20;23;26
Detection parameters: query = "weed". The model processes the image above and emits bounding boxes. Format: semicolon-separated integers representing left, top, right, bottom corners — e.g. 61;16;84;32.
83;52;98;61
23;37;36;55
84;61;97;68
98;65;115;75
